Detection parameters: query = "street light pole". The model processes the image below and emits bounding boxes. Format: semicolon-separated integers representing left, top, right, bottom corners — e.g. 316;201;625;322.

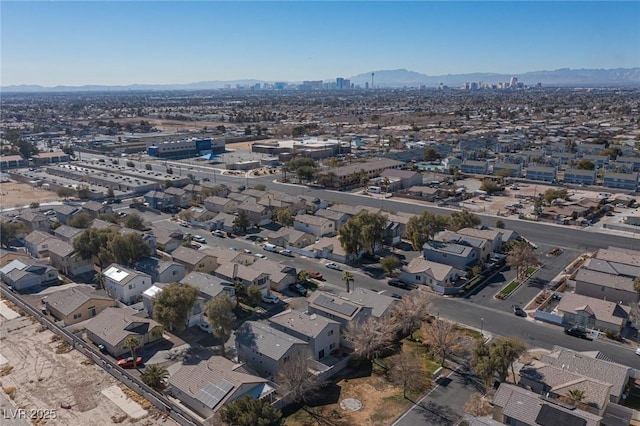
480;318;484;335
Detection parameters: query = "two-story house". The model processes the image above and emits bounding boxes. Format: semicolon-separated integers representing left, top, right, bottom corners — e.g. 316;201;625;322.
204;196;238;214
43;285;116;326
24;230;58;258
269;309;340;361
48;239;94;277
293;214;335;237
16;212;51;233
103;264;153;304
400;257;465;294
307;290;372;329
422;240;479;270
171;246;218;273
215;263;270;295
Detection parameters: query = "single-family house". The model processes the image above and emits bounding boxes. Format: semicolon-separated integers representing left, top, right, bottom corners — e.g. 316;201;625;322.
250;259;297;292
235;321;308;378
314;209;350;229
82;201;112;217
164;186;189;208
51;205;80;225
180;272;236;303
456;227;504;253
405;186;441;202
574;268;638;305
210;212;237;233
168;356;273;420
135;258;186;283
269;309;340;361
171;246;218;273
204;196;238;214
525;165;557;182
590;247;640;278
307;290;372;328
215;263;270;294
293;214;335;237
103;264;153;304
438;230;492;261
266;228;316;249
0;258;59;291
380;168;423;189
85;307;163;357
149;227;183;253
15;212;50;233
48;239;94;277
491;383;603;426
556;292;630;333
237;202;271;227
43;285;116;325
423;240;479;270
24;231;58;258
337;288;397;320
143;190;175;211
400;257;465;294
53;225;85;243
185;206;216;224
540;346;632;403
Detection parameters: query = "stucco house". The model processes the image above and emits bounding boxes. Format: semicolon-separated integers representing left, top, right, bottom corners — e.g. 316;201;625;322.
268;309;340;361
400;257;465;294
103;264;153;304
85;307;163;357
573;268;638;306
171;246;218;273
0;258;59;291
556;292;630;333
43;285;116;325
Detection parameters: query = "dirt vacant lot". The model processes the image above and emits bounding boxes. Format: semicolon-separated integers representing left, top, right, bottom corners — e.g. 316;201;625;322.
0;182;59;210
0;300;174;426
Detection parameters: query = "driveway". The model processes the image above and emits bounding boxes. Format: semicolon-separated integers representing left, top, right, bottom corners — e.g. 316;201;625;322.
392;367;484;426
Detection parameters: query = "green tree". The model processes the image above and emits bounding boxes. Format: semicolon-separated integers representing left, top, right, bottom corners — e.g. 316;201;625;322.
489;337;528;382
495;220;505;229
254;184;266;191
97;213;119;224
543;188;569;204
233;210;250;233
338;211;388;256
599;147;621;160
246;284;263;306
219;395;283;426
272;207;293;226
124;213;145;231
204;294;236;357
68;212;92;229
575;158;595;170
17;139;38;158
470;338;494;387
29;202;40;209
494;169;513;179
404;211;449;251
449;210;481;231
123;336;140;367
634;276;640;293
106;187;115;199
152;283;199;331
284;157;318;184
297;270;310;283
56;186;76;200
93;271;106;290
479;179;500;195
380;255;400;276
0;222;25;247
76;185;92;200
423;147;441;162
140;364;169;391
342;271;354;293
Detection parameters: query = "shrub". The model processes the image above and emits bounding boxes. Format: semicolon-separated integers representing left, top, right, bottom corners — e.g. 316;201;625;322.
145;164;152;170
126;161;135;167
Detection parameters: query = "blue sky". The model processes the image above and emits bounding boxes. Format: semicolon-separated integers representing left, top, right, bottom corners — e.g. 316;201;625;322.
2;1;639;86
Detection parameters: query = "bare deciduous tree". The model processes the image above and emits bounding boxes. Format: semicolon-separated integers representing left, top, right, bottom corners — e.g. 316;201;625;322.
391;290;433;339
507;240;538;280
421;319;465;367
344;317;399;361
389;351;424;398
464;392;492;417
275;350;324;404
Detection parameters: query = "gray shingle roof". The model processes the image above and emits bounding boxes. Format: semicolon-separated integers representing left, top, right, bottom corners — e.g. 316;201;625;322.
44;285;113;316
85;307;161;347
269;309;339;339
235;321;306;361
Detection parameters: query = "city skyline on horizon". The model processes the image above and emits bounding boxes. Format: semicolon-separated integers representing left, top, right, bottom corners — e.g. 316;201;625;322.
2;1;639;87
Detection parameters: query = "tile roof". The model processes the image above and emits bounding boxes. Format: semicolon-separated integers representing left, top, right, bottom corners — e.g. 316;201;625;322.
337;287;396;319
594;247;640;269
307;290;364;320
574;269;635;293
556;292;629;327
86;307;161;347
168;356;268;412
294;214;331;227
403;257;456;281
25;230;56;246
171;246;211;265
236;321;306;361
43;285;113;316
269;309;339;339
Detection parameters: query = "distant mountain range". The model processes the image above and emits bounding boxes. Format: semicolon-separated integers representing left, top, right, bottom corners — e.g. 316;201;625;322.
2;68;639;92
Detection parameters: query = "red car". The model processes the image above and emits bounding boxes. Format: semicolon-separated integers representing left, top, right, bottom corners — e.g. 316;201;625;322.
117;356;142;368
308;271;323;280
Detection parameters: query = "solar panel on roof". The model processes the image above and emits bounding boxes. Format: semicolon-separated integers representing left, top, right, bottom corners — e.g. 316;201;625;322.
314;294;358;317
194;379;234;408
536;405;586;426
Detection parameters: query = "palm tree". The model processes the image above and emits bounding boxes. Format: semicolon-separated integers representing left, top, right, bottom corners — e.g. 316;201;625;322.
93;271;105;290
562;389;588;410
123;336;140;367
342;271;354;293
297;270;310;283
140;364;169;391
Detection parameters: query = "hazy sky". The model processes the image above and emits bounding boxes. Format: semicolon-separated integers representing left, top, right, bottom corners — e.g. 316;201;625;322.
2;1;639;86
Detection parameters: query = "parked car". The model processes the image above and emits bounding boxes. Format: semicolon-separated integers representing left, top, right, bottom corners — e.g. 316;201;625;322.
117;212;128;218
117;356;143;368
289;283;308;297
262;294;280;304
308;271;323;280
97;344;108;354
388;278;413;290
190;242;202;250
636;347;640;356
254;253;267;259
512;305;527;317
325;262;341;271
44;210;56;216
564;326;590;340
244;248;252;254
212;230;226;238
198;321;213;334
278;249;293;257
192;235;207;244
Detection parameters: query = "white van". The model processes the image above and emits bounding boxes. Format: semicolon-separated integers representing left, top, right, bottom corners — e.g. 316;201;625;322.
264;243;277;252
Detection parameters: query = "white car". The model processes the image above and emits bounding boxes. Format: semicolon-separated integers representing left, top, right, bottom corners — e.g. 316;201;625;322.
44;210;56;216
278;249;293;257
192;235;207;244
262;294;280;304
325;262;341;271
244;248;252;254
254;253;267;259
198;322;213;334
636;347;640;356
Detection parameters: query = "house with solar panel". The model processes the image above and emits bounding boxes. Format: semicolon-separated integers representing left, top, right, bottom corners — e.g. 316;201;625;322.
168;356;275;421
102;263;152;304
306;290;372;328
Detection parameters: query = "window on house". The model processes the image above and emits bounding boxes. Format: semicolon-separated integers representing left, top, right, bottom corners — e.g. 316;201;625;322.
172;270;178;275
129;284;133;290
328;330;333;336
73;313;81;319
329;343;335;350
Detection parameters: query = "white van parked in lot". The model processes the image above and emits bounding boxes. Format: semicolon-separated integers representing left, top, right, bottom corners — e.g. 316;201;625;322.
264;243;277;252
